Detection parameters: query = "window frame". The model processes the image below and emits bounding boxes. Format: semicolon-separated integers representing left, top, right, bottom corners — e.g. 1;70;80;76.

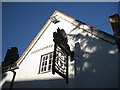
38;52;53;74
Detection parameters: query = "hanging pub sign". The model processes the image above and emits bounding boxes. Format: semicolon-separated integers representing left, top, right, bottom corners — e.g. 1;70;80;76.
52;27;71;83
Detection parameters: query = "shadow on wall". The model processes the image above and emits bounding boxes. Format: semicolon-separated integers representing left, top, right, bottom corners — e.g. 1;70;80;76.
2;78;70;88
2;20;119;88
72;29;118;88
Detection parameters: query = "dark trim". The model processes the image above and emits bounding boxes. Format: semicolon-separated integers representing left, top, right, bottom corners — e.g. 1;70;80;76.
52;43;56;75
66;54;68;84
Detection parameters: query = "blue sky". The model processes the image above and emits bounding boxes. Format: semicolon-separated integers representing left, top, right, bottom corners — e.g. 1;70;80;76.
2;2;118;61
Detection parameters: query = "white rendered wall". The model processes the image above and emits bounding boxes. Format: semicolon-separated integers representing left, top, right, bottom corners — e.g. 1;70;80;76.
2;11;118;88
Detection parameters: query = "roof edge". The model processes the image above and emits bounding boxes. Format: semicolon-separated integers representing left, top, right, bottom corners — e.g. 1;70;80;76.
55;10;116;39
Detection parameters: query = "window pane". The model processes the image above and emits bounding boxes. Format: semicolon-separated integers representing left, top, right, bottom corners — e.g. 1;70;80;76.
45;61;47;65
43;57;45;61
44;67;46;71
46;56;48;60
49;60;51;64
48;65;51;70
42;62;44;66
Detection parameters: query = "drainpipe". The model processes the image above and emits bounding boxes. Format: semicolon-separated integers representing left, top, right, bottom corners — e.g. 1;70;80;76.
9;65;19;90
9;70;16;90
3;65;19;90
109;14;120;88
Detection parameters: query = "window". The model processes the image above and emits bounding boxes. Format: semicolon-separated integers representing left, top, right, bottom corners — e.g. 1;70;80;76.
39;52;53;73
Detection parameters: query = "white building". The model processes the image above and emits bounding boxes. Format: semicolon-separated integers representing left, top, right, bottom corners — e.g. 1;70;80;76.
1;10;119;88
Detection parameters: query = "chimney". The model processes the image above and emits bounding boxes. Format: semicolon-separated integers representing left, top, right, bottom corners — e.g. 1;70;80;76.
109;14;120;51
109;14;120;38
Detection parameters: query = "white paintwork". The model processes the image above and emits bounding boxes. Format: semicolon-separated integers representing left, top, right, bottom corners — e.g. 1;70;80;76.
2;11;119;88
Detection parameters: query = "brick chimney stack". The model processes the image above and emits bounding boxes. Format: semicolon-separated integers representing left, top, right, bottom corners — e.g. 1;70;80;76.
109;14;120;38
109;14;120;51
